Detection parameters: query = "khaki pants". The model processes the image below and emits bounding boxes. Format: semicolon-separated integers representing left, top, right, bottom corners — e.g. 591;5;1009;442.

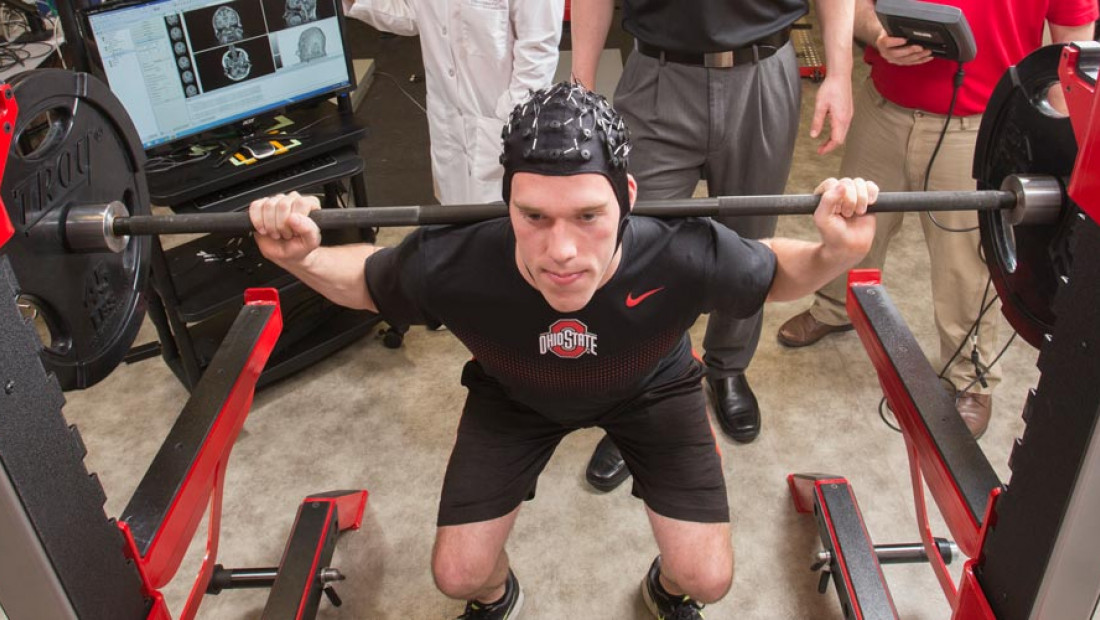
809;78;1000;394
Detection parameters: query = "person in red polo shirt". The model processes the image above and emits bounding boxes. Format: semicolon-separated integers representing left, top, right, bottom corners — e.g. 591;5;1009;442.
777;0;1097;438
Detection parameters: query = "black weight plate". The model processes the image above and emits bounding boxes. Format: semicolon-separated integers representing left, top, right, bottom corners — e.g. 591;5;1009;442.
973;44;1078;349
0;69;150;390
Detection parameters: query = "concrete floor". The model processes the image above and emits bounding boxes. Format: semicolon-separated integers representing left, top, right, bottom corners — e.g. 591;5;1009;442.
17;19;1046;620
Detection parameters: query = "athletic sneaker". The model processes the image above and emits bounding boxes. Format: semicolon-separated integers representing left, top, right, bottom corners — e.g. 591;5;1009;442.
456;569;524;619
641;556;706;619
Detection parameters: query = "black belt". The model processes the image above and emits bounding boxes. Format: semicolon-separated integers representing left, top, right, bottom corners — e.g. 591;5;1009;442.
635;28;791;68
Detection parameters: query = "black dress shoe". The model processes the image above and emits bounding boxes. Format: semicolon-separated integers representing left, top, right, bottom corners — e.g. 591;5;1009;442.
707;375;760;443
585;435;630;492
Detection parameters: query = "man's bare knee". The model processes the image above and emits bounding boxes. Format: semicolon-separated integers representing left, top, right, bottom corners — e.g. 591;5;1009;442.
663;549;734;603
431;513;517;601
648;510;734;602
691;560;734;603
431;546;497;600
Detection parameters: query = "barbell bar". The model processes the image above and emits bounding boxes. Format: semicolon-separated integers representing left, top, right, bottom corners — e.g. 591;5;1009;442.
88;175;1059;252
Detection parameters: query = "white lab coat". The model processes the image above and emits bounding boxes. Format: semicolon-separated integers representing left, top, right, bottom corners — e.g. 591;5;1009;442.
342;0;564;204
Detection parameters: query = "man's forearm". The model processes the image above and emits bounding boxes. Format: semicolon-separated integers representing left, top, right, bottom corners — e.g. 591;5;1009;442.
816;0;855;77
763;238;862;302
1050;21;1096;44
569;0;615;90
276;244;382;312
853;0;885;48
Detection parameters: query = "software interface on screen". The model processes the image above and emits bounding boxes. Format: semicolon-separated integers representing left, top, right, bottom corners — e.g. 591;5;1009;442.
85;0;353;150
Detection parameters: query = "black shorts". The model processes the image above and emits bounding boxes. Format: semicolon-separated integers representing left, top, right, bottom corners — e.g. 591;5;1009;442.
437;361;728;526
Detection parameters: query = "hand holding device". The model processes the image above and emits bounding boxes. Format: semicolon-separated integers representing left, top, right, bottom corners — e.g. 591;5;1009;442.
875;0;976;63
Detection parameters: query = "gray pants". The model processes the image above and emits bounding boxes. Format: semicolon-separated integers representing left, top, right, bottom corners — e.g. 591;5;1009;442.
614;43;801;377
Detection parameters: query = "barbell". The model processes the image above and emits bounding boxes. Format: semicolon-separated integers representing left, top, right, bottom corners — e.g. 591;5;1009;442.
67;181;1047;242
0;46;1082;390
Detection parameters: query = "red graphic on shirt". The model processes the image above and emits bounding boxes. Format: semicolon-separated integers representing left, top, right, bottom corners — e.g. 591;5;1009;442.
625;286;665;308
539;319;598;359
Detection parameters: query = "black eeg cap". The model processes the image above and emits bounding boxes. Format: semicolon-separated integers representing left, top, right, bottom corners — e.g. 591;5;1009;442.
500;82;632;231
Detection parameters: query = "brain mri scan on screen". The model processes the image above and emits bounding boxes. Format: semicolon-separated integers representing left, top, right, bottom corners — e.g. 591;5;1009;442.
213;6;244;45
297;26;326;62
222;45;252;80
284;0;317;26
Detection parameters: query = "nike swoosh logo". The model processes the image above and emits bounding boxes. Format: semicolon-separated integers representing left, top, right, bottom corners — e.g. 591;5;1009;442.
626;287;665;308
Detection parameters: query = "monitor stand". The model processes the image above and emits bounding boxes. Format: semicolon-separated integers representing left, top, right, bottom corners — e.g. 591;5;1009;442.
143;96;375;392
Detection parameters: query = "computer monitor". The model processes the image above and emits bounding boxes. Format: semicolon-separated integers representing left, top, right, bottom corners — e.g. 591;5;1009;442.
80;0;356;151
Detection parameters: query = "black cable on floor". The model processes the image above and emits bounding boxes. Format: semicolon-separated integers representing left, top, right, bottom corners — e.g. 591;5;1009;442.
375;71;428;114
876;279;1014;433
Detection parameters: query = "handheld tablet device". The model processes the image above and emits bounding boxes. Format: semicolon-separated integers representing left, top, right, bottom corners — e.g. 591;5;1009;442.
875;0;976;63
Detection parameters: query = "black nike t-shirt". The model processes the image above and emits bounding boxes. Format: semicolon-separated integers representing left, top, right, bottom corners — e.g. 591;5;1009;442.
364;216;777;423
621;0;808;53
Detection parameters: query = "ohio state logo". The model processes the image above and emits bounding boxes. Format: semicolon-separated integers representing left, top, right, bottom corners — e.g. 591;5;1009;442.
539;319;598;359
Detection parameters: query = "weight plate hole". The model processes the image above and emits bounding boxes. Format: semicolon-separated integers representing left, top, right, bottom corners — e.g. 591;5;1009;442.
15;107;72;159
998;212;1019;274
1033;81;1069;119
122;189;138;268
16;294;71;355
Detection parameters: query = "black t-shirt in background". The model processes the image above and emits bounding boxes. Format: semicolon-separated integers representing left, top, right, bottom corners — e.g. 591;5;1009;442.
620;0;808;53
365;216;777;424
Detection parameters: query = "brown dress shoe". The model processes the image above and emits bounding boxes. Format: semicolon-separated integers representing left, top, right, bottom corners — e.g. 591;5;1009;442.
956;392;992;439
777;310;854;348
